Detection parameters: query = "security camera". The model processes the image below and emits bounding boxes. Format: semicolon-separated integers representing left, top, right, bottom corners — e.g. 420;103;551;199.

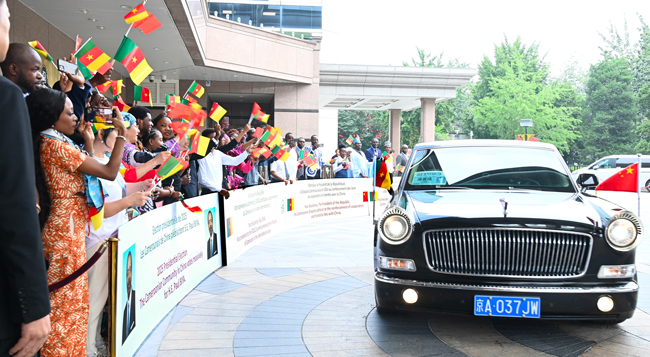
161;75;167;82
149;75;155;83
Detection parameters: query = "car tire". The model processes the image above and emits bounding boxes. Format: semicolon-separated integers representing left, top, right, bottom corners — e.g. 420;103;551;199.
645;179;650;192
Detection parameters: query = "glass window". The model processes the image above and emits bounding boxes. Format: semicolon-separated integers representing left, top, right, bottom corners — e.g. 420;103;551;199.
592;158;615;169
208;3;322;30
404;146;574;192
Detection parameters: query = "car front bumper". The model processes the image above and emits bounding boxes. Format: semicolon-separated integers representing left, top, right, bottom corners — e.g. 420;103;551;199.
375;273;638;321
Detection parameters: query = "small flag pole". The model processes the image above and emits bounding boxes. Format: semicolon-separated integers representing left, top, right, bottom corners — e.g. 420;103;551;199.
74;37;93;58
638;153;642;217
248;114;254;125
124;24;134;37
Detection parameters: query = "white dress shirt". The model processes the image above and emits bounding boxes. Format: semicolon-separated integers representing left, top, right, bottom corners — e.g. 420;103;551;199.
198;149;249;192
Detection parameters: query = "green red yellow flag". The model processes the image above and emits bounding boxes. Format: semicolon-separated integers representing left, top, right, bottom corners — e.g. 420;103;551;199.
113;95;131;112
74;38;112;75
275;149;290;162
196;135;211;156
74;35;82;53
97;80;123;96
124;2;149;24
345;135;354;145
250;102;268;123
113;36;153;85
252;147;271;159
134;85;152;105
287;198;295;212
375;159;391;190
28;41;54;65
188;81;204;98
155;156;189;181
382;151;392;163
209;103;227;122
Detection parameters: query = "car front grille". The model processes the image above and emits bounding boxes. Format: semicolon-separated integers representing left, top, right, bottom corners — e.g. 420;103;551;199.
424;229;592;278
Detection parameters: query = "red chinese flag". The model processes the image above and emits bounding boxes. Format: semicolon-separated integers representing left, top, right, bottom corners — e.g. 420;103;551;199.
596;163;638;192
170;121;191;138
363;192;369;202
137;13;162;35
167;103;191;119
253;127;264;138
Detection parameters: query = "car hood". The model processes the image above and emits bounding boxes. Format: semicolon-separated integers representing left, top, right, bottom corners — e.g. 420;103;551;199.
404;190;618;228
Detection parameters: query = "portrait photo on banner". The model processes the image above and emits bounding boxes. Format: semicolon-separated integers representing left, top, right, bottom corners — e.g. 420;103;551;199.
122;244;137;344
205;207;218;260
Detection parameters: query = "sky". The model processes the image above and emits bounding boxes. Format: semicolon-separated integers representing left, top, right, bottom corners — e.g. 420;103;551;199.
319;0;650;77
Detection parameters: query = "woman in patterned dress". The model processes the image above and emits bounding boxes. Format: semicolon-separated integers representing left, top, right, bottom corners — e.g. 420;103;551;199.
26;88;127;357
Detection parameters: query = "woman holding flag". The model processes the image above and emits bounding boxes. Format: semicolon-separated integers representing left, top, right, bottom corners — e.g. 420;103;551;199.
27;88;127;356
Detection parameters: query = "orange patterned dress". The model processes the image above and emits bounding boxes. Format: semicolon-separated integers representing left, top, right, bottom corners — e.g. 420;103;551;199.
40;137;89;357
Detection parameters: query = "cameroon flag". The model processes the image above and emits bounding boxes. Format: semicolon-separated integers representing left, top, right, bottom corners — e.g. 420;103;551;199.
155;156;188;181
287;198;295;212
75;39;112;75
170;120;191;138
209;103;227;122
188;81;205;98
375;159;392;190
114;36;153;85
134;85;152;105
124;2;149;24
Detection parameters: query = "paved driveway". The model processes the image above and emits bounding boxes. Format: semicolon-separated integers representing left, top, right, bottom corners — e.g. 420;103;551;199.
137;191;650;357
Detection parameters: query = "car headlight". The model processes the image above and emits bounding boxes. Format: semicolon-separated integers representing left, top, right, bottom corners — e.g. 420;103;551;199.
379;207;412;245
605;211;643;251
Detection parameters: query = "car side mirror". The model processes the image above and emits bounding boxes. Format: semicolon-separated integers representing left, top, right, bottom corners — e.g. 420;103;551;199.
577;173;599;191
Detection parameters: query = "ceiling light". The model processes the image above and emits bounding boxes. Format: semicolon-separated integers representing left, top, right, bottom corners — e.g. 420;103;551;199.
88;18;97;22
222;10;232;14
164;61;172;64
238;95;244;98
153;47;162;50
233;74;238;78
97;26;105;30
120;5;132;9
263;12;276;16
80;9;88;14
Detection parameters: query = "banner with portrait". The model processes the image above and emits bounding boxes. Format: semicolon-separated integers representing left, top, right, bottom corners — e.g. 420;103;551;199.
114;194;222;357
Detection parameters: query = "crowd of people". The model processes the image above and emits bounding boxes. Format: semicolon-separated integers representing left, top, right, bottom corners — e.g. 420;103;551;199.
0;2;410;356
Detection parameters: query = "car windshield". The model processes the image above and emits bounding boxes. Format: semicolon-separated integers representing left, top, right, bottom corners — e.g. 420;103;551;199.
403;146;575;192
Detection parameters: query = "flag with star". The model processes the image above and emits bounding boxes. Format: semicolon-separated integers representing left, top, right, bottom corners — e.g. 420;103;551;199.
596;163;638;192
124;2;149;24
345;134;355;145
134;85;152;105
113;36;153;85
374;158;392;191
188;81;205;98
112;95;131;112
74;38;112;75
209;103;227;122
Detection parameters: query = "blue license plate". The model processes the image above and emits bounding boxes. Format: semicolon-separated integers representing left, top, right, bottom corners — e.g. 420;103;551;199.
474;295;541;318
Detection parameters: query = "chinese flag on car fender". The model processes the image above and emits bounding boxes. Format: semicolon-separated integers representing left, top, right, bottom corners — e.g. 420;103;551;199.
595;163;638;192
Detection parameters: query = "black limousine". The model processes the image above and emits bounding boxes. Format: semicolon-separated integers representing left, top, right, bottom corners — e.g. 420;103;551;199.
374;140;642;323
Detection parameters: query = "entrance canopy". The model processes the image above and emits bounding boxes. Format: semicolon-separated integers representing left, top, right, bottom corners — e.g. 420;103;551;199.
319;64;477;111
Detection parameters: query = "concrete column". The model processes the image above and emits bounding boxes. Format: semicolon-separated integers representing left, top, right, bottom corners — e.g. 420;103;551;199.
389;109;401;151
420;98;437;142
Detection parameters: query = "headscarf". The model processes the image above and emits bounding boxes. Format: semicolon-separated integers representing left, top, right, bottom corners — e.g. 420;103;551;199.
122;112;136;128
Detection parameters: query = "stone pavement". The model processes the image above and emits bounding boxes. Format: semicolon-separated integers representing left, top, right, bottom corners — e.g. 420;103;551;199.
135;192;650;357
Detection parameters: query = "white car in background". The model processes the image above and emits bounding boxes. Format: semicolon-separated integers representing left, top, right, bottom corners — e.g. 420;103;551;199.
572;155;650;191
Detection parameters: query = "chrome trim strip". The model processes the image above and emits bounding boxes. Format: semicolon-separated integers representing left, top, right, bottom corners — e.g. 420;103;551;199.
422;228;593;279
375;273;639;294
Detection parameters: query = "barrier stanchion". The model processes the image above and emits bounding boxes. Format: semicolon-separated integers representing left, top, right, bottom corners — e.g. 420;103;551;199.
107;237;119;357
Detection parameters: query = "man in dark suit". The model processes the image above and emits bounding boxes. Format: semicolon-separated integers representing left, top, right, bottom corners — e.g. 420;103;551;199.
0;1;51;355
365;138;382;162
206;211;218;259
122;252;136;344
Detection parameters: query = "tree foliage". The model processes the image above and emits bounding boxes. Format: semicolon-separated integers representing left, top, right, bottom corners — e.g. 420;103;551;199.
581;58;639;160
337;110;388;149
471;37;580;153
